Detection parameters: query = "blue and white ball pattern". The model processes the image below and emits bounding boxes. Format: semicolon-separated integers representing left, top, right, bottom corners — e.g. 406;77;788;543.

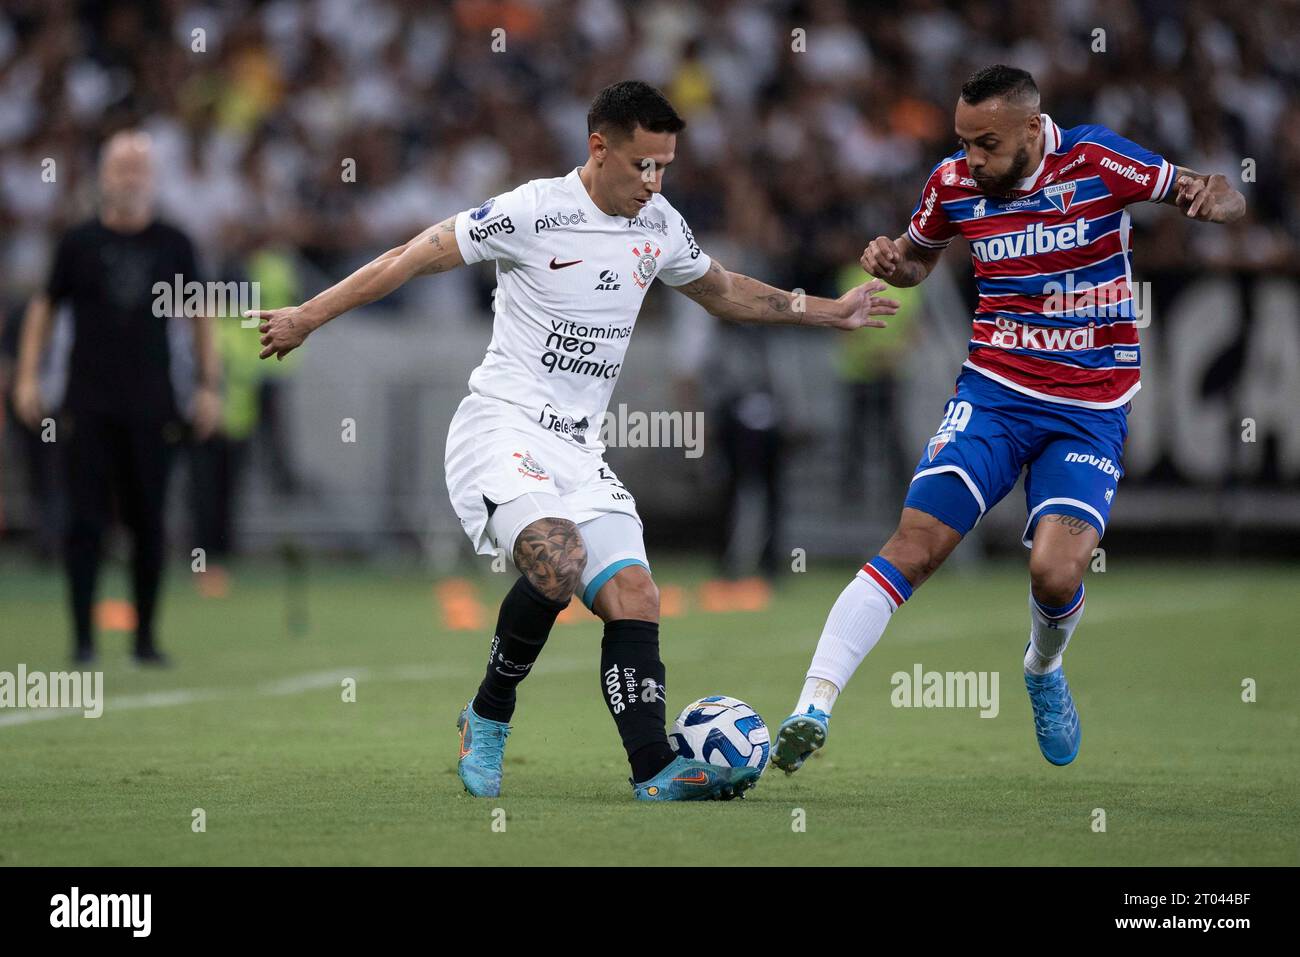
669;695;770;773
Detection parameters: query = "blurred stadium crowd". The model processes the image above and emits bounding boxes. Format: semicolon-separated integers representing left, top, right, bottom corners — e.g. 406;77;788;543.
1;0;1298;309
1;0;1298;579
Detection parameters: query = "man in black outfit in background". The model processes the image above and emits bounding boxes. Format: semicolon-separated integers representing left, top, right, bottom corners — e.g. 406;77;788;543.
12;130;220;664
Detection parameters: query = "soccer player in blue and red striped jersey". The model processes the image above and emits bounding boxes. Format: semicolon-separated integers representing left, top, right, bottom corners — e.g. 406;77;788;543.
774;65;1245;771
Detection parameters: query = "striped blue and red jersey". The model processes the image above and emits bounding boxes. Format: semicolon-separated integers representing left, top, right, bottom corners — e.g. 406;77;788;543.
907;113;1174;409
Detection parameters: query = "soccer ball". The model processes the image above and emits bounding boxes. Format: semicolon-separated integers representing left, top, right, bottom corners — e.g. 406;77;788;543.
669;695;770;773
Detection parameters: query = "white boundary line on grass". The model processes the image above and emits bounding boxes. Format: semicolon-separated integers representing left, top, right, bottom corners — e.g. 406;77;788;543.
0;592;1232;730
0;656;597;730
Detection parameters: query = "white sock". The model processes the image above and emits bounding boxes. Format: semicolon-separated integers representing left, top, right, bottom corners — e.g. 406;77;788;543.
797;559;911;715
1024;584;1086;675
796;676;840;714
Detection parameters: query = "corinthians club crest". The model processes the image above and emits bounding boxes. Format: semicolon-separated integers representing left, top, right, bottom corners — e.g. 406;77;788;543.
631;241;661;288
512;450;548;481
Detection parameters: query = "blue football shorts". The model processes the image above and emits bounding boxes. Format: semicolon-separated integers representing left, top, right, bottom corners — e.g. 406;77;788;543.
903;368;1129;546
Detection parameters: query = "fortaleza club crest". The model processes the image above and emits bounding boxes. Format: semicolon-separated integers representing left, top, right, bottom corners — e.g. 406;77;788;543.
926;399;972;462
1044;180;1077;212
926;429;955;462
631;241;661;289
512;450;548;481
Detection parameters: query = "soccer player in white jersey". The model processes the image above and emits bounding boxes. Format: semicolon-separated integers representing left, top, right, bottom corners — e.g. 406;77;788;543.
248;81;898;801
771;65;1245;775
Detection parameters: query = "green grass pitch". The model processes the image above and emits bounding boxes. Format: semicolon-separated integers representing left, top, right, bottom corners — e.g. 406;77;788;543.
1;557;1296;866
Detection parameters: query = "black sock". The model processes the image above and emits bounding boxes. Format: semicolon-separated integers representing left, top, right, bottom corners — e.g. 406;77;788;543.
66;518;100;653
600;619;675;783
472;575;568;723
131;530;164;655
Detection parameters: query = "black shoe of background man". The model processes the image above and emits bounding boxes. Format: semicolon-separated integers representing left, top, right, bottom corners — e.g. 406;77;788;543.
132;648;173;668
72;646;97;666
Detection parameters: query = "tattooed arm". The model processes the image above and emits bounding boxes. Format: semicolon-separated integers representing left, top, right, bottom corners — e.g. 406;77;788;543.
673;259;899;330
248;215;464;360
860;234;944;288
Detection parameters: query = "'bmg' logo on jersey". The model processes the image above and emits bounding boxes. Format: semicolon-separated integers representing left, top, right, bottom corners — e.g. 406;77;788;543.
469;217;514;242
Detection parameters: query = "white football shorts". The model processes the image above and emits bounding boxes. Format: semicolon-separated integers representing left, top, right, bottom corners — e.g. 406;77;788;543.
444;395;649;607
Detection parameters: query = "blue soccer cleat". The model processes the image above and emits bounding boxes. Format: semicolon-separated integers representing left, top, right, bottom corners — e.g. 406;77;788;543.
771;705;829;774
456;700;510;797
1024;655;1081;766
632;756;760;801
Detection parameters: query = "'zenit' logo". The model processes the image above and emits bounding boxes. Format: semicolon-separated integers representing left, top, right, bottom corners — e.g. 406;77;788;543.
469;217;514;242
534;210;587;233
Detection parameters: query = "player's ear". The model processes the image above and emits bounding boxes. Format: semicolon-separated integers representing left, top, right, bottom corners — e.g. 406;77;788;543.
589;131;606;166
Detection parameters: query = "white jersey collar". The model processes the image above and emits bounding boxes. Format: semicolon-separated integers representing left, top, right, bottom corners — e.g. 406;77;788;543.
566;166;626;223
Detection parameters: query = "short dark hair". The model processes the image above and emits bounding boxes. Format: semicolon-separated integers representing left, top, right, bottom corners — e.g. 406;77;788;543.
587;80;685;141
960;65;1039;106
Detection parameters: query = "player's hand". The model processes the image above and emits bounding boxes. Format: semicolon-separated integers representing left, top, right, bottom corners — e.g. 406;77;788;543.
1173;173;1233;222
246;306;315;360
860;236;904;280
12;372;43;430
832;279;898;330
191;384;221;441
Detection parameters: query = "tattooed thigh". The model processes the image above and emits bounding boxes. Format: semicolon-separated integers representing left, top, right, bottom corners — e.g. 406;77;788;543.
512;517;588;601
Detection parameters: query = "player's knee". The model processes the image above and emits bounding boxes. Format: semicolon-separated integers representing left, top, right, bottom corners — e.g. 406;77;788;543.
595;565;658;622
879;525;952;586
513;517;587;601
621;570;659;620
1028;554;1082;606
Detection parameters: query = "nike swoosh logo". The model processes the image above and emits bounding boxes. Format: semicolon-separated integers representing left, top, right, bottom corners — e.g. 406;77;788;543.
672;770;710;785
549;258;582;269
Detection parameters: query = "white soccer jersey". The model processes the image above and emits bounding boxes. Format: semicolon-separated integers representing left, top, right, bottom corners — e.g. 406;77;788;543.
452;167;711;454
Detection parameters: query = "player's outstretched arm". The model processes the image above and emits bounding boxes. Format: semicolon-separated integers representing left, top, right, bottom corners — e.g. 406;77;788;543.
247;215;464;360
860;234;943;288
1162;168;1245;223
674;259;899;330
